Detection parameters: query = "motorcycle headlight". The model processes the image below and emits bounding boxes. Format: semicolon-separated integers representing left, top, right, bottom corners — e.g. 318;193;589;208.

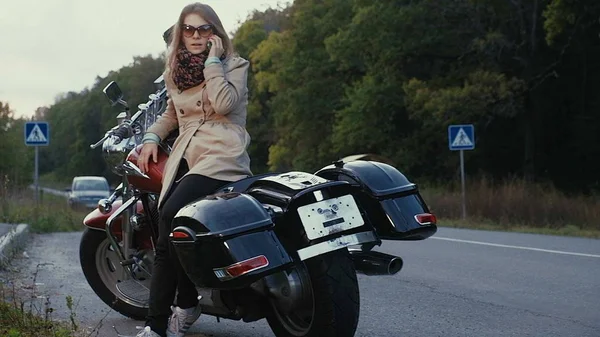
102;136;135;176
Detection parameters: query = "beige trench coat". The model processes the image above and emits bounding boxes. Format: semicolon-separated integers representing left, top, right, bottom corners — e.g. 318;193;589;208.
146;55;253;207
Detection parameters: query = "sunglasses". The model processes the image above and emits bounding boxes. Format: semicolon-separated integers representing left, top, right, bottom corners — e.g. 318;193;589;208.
182;24;214;38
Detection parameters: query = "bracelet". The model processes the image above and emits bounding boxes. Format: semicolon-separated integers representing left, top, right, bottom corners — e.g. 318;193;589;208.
142;132;160;144
205;56;222;66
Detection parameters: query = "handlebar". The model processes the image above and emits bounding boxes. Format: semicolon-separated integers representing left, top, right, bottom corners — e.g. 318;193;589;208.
89;122;134;149
90;133;112;149
91;86;167;150
114;123;133;139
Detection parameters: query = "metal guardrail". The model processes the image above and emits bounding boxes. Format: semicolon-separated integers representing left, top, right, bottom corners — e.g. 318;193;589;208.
28;185;69;198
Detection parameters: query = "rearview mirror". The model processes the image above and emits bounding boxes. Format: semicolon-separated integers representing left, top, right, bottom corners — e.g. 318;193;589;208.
103;81;126;107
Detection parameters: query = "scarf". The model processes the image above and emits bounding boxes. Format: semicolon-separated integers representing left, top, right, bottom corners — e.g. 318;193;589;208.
172;47;209;92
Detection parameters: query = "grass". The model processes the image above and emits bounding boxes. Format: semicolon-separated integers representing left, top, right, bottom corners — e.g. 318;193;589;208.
1;173;599;238
0;273;119;337
0;301;74;337
0;285;80;337
420;175;600;238
0;262;94;337
0;187;87;234
38;172;72;191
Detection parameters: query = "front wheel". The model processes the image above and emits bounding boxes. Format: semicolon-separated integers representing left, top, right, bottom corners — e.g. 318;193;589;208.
266;249;360;337
79;228;153;320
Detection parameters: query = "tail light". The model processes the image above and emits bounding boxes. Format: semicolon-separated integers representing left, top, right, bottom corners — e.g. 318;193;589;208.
213;255;269;281
170;227;196;242
414;213;437;225
172;231;191;239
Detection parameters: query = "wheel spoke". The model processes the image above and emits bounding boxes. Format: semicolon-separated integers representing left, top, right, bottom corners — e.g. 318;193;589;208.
94;237;152;308
104;249;122;274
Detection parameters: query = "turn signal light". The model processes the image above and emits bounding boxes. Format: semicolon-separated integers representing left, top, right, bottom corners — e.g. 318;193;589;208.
414;213;437;225
213;255;269;281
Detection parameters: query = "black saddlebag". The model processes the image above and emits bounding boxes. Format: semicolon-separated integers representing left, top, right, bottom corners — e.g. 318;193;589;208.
315;160;437;240
169;192;292;289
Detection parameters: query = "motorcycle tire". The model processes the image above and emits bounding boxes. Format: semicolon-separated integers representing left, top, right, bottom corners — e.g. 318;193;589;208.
79;228;148;321
266;248;360;337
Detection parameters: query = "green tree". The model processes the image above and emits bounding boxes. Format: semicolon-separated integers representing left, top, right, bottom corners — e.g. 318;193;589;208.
251;0;354;172
233;20;273;173
0;102;33;187
3;0;599;195
43;55;165;184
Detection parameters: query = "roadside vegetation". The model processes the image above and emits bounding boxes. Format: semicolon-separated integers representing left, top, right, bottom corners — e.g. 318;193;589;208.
0;277;87;337
0;182;86;234
422;176;600;239
3;173;599;238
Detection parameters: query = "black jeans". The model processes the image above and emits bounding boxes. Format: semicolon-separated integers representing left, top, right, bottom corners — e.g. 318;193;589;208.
145;162;229;335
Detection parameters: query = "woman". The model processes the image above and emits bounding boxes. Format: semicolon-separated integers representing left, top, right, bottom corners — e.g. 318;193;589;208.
134;3;252;337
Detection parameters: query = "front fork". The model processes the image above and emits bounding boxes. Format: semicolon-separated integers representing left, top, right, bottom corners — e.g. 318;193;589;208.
105;176;144;280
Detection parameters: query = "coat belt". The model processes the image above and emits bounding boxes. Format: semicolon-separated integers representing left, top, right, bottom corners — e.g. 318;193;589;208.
179;118;243;134
179;119;204;133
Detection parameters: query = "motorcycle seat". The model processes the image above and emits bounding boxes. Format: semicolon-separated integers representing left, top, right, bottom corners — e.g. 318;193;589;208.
216;172;281;194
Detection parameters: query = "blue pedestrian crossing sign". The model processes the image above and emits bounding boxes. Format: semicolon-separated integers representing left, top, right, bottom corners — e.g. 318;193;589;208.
448;124;474;151
25;122;50;146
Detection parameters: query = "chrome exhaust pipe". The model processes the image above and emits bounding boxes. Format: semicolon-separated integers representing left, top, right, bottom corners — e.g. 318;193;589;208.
349;250;403;275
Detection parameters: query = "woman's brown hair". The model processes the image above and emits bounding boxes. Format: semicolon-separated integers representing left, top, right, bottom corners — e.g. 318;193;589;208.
164;3;234;86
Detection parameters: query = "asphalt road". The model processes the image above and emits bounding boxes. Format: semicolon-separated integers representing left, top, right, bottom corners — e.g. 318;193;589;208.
1;227;599;337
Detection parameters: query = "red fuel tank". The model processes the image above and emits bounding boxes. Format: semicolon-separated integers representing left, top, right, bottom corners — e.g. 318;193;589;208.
126;144;168;194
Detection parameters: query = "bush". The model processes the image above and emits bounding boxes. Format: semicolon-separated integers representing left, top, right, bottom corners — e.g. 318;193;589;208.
421;175;600;233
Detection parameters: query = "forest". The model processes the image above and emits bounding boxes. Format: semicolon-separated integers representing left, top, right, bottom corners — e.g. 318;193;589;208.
1;0;599;215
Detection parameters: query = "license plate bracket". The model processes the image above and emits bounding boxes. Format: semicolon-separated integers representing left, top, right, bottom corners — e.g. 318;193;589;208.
297;194;364;240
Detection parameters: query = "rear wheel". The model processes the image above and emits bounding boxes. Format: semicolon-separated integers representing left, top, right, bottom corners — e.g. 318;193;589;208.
266;249;360;337
79;228;153;320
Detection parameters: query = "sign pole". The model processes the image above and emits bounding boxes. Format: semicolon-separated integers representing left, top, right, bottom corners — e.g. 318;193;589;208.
25;121;49;219
35;146;39;207
34;146;39;223
448;124;474;221
460;149;466;219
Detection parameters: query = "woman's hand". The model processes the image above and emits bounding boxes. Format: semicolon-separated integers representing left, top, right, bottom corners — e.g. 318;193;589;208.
137;143;158;173
208;34;224;59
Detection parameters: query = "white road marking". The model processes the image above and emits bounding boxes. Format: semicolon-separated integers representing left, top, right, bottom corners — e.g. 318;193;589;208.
431;236;600;258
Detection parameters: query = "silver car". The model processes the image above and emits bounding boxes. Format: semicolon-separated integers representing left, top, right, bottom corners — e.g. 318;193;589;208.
67;176;111;209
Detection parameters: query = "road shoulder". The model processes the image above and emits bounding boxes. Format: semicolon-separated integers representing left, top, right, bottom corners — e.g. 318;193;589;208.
0;223;30;269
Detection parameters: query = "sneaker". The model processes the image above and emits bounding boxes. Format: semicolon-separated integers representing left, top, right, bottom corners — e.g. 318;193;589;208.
134;326;162;337
166;304;202;337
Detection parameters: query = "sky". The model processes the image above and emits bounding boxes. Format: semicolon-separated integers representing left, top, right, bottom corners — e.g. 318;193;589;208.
0;0;290;118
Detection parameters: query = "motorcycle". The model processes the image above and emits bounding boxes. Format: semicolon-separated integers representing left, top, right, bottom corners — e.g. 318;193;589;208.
80;75;438;337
